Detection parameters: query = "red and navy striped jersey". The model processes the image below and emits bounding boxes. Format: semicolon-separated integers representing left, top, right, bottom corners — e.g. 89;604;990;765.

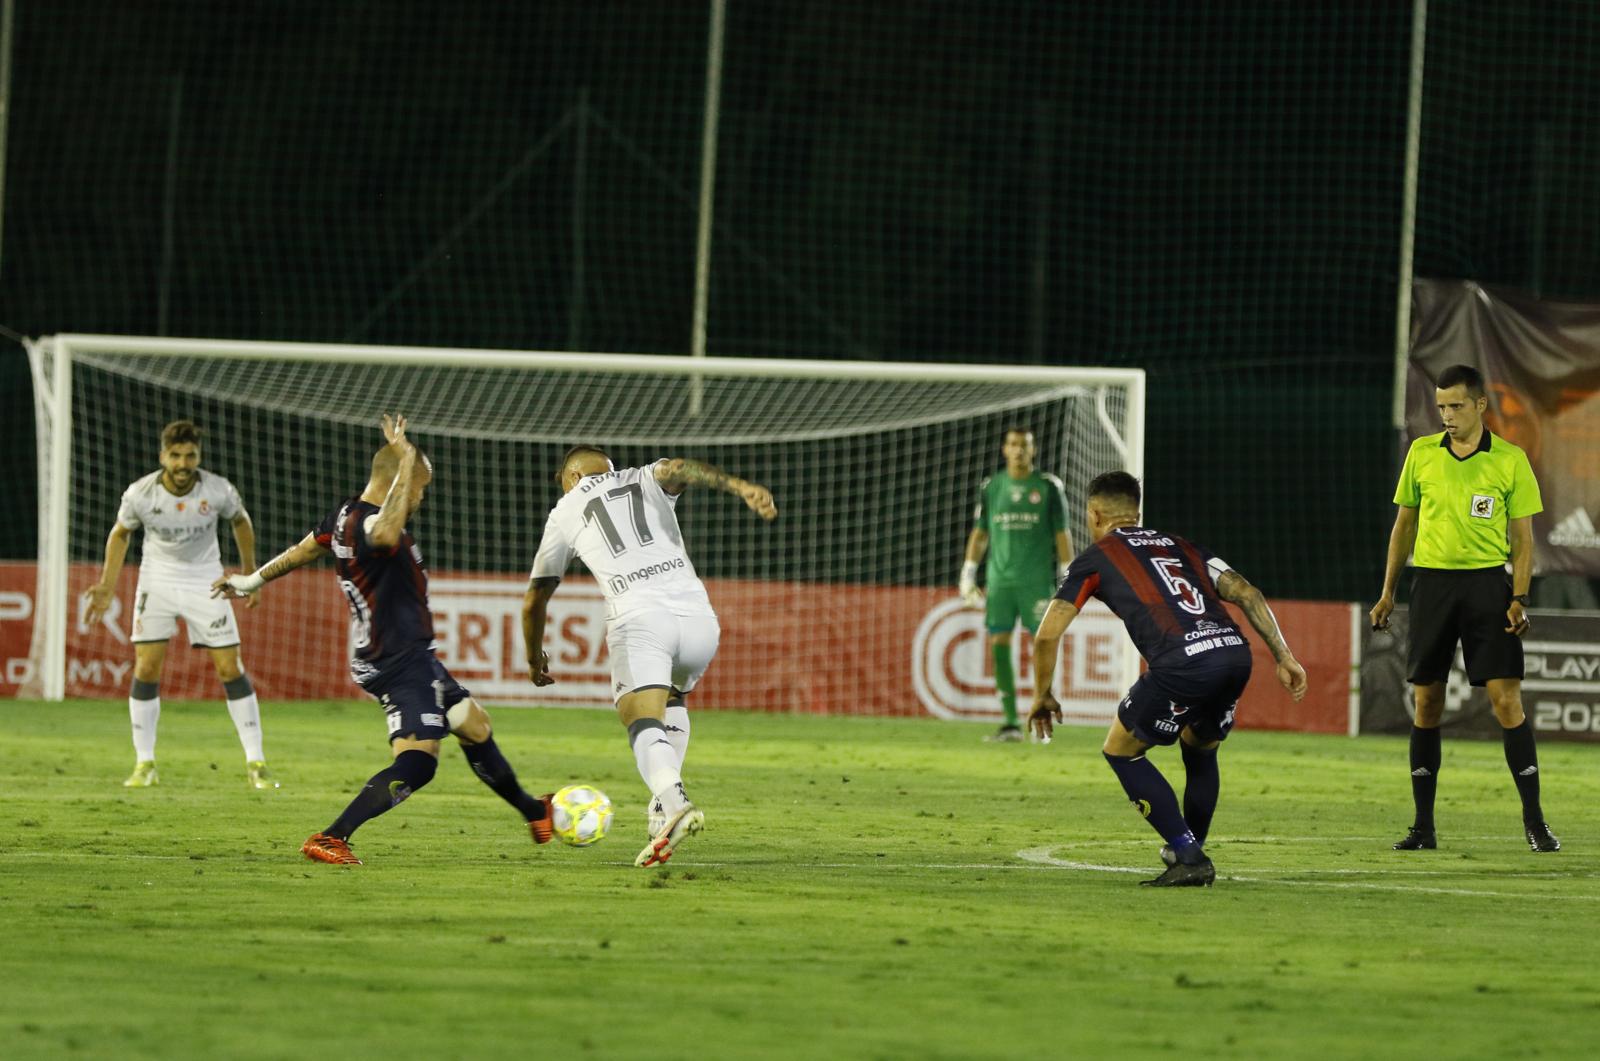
313;498;435;684
1054;526;1249;671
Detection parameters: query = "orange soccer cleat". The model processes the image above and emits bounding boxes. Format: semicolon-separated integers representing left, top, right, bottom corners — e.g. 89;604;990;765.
529;793;556;845
301;832;362;865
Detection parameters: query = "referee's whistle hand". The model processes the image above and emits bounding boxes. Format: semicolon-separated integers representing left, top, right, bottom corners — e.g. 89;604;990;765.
1504;603;1531;637
1368;596;1394;632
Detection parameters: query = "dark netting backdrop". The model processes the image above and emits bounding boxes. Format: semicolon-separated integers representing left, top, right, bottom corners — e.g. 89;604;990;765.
6;2;1600;598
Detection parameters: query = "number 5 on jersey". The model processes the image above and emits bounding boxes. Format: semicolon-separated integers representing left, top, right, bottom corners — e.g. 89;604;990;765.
1151;556;1206;615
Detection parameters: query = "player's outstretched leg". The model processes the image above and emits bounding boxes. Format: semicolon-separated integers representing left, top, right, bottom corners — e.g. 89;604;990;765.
460;735;554;844
304;749;438;864
1103;752;1214;887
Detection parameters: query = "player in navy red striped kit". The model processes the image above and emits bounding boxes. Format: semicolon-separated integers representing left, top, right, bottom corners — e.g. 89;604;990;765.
1028;472;1308;886
214;415;555;864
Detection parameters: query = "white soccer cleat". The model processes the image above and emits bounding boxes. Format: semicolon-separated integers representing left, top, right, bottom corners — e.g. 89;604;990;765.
634;803;704;868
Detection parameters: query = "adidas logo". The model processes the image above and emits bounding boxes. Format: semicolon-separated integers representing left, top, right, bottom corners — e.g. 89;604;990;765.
1411;767;1433;777
1518;765;1539;776
1548;508;1600;549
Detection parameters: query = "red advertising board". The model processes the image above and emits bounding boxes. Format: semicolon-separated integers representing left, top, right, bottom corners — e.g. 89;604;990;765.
1;562;1351;733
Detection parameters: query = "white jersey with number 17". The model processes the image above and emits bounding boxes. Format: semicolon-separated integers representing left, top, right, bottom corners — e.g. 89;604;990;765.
530;463;716;622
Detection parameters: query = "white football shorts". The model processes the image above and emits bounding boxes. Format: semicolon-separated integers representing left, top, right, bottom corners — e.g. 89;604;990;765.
605;611;720;701
132;580;241;648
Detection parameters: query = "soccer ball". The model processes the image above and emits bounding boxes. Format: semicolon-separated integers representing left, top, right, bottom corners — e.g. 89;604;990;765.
550;784;613;847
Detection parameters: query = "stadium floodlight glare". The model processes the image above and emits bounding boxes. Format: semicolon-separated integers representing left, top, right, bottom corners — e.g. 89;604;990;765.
25;334;1143;710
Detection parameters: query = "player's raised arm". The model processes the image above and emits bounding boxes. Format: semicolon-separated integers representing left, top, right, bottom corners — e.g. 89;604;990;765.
654;458;777;520
1026;598;1078;741
1215;569;1308;702
83;523;135;625
368;413;421;548
211;533;331;598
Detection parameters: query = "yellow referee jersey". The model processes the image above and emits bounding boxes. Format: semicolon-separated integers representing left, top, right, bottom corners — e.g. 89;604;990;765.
1393;430;1542;569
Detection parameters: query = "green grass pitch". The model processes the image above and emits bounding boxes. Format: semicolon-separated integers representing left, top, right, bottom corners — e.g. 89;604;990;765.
3;699;1597;1059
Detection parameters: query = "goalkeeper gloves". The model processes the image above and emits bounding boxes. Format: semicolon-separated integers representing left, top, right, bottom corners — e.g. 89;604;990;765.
959;561;984;607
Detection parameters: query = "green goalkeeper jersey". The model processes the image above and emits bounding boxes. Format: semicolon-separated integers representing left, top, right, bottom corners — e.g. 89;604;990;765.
973;471;1068;587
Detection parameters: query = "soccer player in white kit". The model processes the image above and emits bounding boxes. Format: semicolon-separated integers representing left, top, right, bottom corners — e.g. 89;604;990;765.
82;420;276;789
522;446;776;867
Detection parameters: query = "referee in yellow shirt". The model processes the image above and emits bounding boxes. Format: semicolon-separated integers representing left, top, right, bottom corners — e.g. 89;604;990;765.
1370;364;1559;853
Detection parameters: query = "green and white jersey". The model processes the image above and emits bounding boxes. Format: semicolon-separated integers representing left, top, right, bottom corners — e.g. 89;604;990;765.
1393;429;1542;569
973;471;1068;587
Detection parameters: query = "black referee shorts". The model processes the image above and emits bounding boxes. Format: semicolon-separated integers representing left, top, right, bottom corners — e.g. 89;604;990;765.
1407;567;1523;687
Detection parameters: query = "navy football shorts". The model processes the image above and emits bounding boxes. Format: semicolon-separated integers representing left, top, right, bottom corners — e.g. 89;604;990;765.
360;653;472;743
1116;654;1253;747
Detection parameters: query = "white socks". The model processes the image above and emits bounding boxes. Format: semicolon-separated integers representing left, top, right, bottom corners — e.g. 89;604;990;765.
227;693;265;762
128;677;265;763
664;702;691;769
629;718;687;814
129;697;160;761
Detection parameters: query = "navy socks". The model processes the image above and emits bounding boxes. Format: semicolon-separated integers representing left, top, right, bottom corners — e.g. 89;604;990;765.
327;749;438;840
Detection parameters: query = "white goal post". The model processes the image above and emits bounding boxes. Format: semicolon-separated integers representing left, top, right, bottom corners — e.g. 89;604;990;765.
24;333;1144;720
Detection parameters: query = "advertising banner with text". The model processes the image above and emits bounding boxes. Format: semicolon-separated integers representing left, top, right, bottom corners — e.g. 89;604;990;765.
1361;605;1600;742
2;562;1351;732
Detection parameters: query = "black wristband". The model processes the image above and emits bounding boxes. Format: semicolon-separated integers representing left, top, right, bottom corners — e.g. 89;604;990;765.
1510;594;1530;606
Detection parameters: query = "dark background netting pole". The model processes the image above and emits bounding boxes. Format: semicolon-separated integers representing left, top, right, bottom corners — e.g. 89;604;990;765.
5;2;1600;599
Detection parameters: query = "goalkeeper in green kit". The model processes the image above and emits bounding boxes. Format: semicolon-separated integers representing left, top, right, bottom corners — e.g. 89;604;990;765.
959;428;1073;741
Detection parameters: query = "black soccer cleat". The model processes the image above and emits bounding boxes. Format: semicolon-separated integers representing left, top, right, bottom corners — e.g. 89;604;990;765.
1392;826;1437;851
1140;858;1215;888
1525;821;1561;853
1159;844;1177;867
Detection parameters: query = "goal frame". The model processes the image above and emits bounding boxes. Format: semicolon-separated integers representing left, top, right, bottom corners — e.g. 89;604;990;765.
25;332;1145;703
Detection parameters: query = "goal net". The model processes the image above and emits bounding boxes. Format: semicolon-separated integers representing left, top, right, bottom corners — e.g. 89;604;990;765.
25;335;1143;724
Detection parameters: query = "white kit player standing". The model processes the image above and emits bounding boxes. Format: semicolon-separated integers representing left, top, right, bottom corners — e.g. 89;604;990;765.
82;420;278;789
521;446;776;867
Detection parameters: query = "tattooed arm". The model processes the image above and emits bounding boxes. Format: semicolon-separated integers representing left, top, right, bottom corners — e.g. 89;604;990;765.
1215;569;1308;701
211;534;331;598
654;458;778;521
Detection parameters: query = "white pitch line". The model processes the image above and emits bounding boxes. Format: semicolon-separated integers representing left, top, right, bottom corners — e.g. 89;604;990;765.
1014;847;1600;900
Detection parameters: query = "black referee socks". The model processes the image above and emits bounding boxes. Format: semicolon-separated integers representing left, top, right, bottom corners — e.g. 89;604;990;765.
1501;720;1543;824
1408;725;1442;830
